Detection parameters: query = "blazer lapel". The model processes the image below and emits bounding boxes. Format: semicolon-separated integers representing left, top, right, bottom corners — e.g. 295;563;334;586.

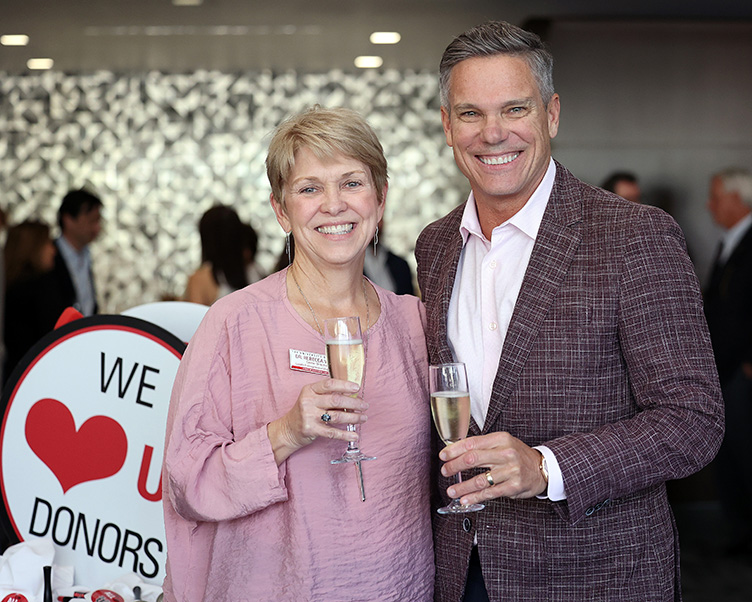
431;215;464;366
482;163;584;433
421;206;488;434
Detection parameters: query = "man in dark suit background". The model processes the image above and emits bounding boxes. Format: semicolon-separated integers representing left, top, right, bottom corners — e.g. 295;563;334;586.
52;188;103;318
704;168;752;554
415;21;723;601
364;220;417;296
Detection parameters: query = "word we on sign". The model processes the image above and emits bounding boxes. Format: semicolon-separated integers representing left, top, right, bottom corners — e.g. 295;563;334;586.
1;315;185;586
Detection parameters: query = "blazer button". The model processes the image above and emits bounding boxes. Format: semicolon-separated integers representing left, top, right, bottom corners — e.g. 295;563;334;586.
462;518;472;532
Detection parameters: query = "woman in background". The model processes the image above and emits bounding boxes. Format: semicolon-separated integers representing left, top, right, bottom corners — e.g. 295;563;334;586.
3;220;57;382
163;106;433;601
184;205;263;305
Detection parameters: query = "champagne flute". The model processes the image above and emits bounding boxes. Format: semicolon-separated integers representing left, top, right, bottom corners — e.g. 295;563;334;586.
324;316;376;464
430;362;484;514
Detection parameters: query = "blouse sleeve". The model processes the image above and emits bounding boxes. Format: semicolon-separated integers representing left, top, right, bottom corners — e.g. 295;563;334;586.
164;306;288;523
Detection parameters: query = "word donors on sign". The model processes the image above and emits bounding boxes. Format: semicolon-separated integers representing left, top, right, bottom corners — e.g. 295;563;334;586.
1;316;185;587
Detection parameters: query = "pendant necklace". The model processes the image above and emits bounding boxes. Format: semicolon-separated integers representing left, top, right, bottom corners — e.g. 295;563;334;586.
290;268;370;339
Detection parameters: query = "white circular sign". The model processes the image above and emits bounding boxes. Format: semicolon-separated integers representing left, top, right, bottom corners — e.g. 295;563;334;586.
0;316;184;587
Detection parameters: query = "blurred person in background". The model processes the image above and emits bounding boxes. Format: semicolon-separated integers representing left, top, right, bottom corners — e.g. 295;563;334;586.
0;207;7;385
184;205;261;305
3;220;57;382
364;219;417;296
601;171;642;204
52;188;103;317
242;222;265;285
704;167;752;554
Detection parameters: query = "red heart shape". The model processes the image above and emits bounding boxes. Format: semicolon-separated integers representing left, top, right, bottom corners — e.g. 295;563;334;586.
25;398;128;493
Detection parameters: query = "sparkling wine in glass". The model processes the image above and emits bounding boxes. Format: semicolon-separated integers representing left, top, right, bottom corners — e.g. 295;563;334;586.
324;316;376;464
430;362;484;514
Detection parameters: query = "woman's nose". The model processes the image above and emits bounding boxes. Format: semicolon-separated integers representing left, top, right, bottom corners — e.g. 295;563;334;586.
321;188;347;213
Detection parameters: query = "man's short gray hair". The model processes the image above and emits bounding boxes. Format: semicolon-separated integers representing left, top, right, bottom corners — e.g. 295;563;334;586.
439;21;555;110
714;168;752;208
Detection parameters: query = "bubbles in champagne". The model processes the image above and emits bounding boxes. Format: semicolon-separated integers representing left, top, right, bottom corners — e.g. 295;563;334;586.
326;340;364;387
430;392;471;444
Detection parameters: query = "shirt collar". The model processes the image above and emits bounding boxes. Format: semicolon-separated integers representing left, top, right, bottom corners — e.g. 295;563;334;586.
459;157;557;245
57;235;90;264
722;211;752;255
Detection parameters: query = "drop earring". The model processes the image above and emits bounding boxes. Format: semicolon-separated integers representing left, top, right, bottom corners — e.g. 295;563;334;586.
373;225;379;254
285;231;292;265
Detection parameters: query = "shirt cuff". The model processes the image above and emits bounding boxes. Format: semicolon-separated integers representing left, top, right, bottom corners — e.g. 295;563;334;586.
533;445;567;501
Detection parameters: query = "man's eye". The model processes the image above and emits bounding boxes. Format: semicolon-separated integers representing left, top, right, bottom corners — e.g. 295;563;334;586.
345;181;362;188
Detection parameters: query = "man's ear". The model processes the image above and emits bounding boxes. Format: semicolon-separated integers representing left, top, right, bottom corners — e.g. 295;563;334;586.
441;106;454;148
547;93;561;140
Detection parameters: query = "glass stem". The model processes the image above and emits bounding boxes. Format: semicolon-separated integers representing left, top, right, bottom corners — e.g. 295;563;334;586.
452;471;465;505
346;424;359;452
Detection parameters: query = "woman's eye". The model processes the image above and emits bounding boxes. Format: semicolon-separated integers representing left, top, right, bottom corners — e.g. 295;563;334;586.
299;186;317;194
344;181;362;188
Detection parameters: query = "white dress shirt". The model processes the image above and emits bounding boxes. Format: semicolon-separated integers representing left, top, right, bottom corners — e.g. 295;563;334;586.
57;236;96;316
446;158;565;501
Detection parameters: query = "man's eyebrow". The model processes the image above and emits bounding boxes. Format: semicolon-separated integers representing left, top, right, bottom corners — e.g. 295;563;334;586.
504;98;535;107
452;98;536;113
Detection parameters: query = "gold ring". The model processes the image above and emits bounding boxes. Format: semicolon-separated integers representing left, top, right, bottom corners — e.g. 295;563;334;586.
485;471;495;487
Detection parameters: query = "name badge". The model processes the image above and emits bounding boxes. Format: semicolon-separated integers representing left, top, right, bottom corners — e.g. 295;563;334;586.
289;349;329;376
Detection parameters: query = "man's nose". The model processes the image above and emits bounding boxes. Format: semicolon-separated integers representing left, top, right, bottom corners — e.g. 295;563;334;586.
479;116;508;145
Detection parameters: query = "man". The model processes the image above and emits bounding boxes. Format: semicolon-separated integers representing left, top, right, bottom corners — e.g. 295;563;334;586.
52;188;103;318
415;21;723;602
601;171;642;203
704;168;752;553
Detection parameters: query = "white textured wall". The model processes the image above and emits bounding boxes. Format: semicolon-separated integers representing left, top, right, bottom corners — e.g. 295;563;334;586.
0;69;462;312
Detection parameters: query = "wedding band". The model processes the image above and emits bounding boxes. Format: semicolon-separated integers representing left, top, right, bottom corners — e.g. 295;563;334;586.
485;471;495;487
321;413;332;423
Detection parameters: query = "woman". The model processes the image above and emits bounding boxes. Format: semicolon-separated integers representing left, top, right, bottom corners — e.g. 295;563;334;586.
3;220;57;382
163;107;433;601
184;205;263;305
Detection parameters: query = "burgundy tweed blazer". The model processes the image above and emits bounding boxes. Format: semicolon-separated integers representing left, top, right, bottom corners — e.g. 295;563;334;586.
415;162;724;602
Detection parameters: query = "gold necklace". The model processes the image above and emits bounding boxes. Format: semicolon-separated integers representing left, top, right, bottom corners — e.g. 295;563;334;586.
290;268;370;337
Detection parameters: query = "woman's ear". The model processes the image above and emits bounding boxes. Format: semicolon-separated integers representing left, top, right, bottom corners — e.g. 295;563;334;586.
270;193;291;232
377;183;388;222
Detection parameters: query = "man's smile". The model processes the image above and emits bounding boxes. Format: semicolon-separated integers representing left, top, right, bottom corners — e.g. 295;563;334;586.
478;152;520;166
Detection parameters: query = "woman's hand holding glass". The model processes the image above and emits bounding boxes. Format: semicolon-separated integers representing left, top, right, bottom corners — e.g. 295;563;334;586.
267;377;368;465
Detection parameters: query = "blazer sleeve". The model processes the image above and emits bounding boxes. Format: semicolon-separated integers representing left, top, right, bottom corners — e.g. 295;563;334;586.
545;209;724;524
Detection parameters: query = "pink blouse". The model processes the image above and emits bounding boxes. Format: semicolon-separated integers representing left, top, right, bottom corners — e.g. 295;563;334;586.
162;270;434;601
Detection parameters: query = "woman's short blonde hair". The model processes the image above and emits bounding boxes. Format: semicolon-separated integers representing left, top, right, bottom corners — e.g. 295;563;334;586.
266;106;388;207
